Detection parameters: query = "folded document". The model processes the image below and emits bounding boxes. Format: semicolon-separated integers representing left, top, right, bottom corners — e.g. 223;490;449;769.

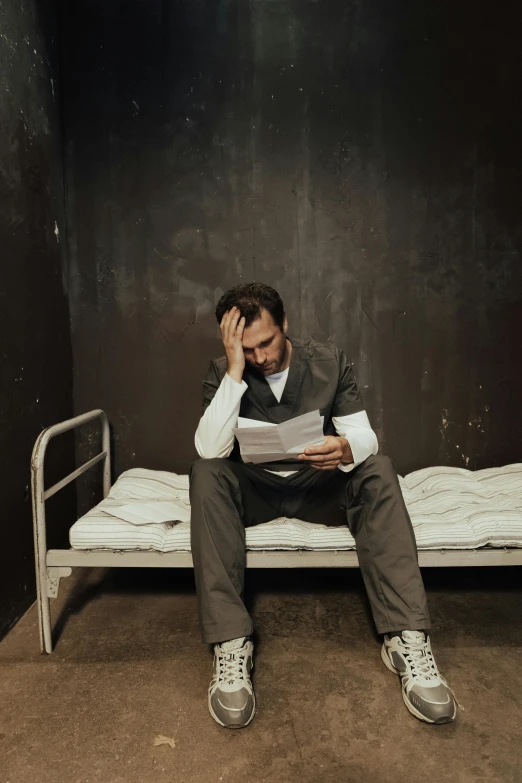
233;410;325;464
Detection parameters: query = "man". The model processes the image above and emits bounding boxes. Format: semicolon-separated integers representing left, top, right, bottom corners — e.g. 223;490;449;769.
190;282;457;729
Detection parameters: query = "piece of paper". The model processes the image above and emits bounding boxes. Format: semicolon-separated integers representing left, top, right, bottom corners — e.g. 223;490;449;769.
102;499;191;525
233;410;325;464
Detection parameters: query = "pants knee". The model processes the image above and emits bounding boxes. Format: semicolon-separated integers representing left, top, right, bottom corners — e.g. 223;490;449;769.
357;454;399;493
364;454;394;473
191;457;228;477
189;459;244;536
189;458;238;494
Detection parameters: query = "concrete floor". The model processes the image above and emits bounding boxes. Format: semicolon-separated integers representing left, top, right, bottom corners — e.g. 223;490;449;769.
1;566;521;783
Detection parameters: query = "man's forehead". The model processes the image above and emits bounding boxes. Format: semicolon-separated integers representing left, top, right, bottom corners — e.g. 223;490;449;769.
241;310;279;349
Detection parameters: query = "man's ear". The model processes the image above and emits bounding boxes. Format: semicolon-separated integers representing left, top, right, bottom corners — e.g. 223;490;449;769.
283;317;288;334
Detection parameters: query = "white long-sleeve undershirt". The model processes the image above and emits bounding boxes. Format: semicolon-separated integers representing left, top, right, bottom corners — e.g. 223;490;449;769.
195;371;378;474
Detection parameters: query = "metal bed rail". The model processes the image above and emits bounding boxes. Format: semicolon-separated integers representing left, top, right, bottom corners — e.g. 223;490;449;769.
45;547;522;569
31;409;111;653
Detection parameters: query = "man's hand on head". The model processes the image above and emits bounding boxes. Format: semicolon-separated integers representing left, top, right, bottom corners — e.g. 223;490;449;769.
220;307;246;384
298;435;353;470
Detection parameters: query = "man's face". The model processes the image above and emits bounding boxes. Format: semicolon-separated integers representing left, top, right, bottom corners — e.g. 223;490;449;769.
241;308;288;376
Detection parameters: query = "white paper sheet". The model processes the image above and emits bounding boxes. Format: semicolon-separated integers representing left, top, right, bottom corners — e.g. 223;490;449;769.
102;499;191;525
233;410;325;464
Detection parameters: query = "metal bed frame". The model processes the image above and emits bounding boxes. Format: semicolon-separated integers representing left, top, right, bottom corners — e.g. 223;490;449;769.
31;409;522;653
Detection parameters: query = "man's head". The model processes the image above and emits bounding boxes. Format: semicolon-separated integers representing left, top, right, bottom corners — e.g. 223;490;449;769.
215;283;289;375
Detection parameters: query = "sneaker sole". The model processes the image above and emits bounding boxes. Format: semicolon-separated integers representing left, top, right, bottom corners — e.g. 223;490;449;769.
380;645;456;725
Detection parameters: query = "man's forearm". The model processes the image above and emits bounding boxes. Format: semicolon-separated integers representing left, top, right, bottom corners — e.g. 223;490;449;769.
195;373;247;459
333;410;379;472
227;365;244;384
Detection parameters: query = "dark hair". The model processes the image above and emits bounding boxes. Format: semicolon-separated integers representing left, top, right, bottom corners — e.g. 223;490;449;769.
215;283;286;329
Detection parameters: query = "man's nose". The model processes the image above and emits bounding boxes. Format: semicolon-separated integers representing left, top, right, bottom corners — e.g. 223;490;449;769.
254;349;266;365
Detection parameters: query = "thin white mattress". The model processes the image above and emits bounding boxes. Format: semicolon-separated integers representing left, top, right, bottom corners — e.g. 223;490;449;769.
69;464;522;552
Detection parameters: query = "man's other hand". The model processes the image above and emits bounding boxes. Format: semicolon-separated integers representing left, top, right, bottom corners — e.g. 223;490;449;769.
298;435;353;470
221;306;246;384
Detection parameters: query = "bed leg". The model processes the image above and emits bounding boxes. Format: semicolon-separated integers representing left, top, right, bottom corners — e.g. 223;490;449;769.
37;567;72;654
37;589;52;654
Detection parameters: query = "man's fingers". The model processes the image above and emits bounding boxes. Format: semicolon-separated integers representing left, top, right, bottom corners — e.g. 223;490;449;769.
223;310;237;341
220;309;232;333
227;312;243;345
299;452;339;463
236;316;246;338
222;308;235;329
303;443;334;455
221;308;242;340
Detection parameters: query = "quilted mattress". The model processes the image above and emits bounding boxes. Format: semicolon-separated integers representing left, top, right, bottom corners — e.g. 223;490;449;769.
69;464;522;552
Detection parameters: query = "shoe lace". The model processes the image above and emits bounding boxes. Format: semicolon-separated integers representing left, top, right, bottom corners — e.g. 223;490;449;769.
402;635;464;710
402;637;439;681
217;648;247;685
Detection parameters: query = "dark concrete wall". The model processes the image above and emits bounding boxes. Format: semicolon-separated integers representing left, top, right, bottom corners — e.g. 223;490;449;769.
61;0;522;478
0;0;73;639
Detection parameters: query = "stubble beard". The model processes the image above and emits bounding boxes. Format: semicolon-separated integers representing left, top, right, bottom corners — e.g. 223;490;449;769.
264;335;288;375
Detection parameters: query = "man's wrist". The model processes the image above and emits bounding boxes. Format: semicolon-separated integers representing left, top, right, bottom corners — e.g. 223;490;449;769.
338;436;353;465
227;366;245;385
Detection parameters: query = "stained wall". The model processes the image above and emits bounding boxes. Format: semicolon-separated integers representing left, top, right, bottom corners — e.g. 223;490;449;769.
61;0;522;476
0;0;73;638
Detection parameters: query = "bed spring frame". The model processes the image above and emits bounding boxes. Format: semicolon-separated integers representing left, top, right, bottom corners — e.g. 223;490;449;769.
31;410;522;653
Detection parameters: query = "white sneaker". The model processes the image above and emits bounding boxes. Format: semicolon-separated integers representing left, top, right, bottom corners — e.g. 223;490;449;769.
382;631;458;724
208;637;255;729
